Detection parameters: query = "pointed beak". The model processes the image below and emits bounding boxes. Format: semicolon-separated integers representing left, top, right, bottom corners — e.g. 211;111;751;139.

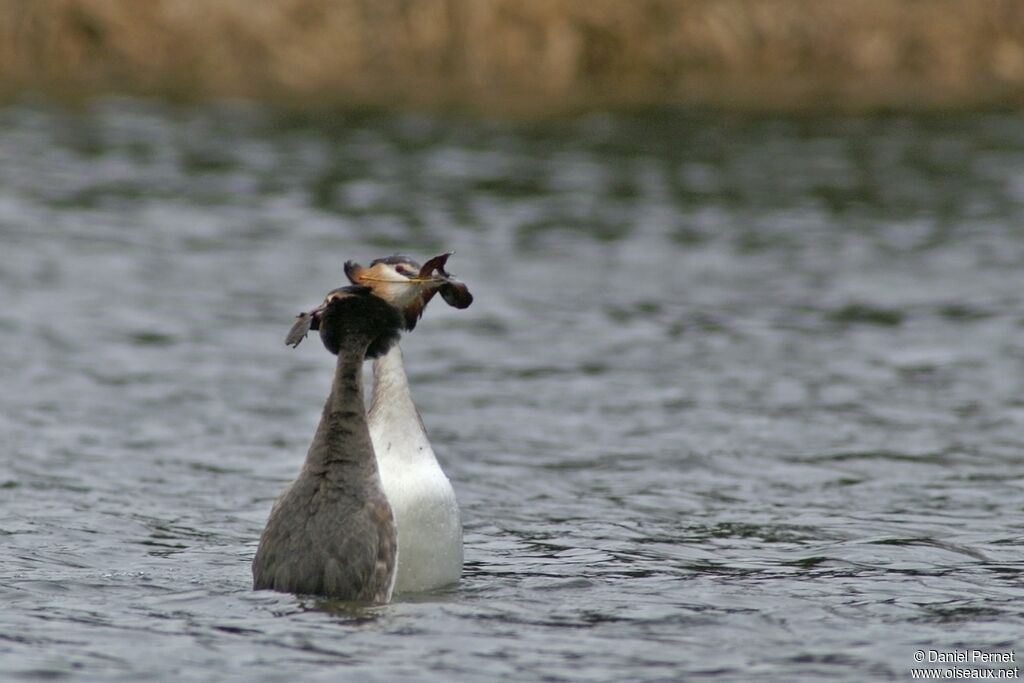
338;252;472;331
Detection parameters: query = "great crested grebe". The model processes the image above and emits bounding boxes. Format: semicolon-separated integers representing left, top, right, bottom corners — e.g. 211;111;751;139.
253;286;403;602
344;253;472;593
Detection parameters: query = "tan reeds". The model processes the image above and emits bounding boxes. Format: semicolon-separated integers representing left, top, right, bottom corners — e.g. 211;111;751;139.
1;0;1023;113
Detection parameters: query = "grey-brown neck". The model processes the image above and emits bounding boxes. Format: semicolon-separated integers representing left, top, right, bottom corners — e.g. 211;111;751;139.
303;338;376;478
252;327;397;602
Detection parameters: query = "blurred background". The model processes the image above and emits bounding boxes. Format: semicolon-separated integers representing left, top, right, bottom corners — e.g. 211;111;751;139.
2;2;1023;682
3;0;1024;113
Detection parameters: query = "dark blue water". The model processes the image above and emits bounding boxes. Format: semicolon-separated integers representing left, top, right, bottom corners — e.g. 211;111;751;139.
1;101;1022;681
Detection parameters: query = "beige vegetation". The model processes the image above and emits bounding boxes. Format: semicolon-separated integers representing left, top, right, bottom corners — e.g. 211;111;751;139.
1;0;1024;114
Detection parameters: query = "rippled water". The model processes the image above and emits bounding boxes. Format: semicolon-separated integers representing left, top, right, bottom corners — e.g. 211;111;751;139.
2;101;1023;681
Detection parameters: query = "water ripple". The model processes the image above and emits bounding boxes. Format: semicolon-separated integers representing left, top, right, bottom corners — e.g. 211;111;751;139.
1;103;1023;681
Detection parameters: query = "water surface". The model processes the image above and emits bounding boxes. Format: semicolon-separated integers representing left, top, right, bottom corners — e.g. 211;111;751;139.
1;102;1023;681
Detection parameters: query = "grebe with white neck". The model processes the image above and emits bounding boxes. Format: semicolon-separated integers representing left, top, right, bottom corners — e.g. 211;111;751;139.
345;253;473;593
367;345;462;593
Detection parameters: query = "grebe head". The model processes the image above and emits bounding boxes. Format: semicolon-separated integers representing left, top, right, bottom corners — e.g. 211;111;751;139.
287;286;402;358
343;252;473;331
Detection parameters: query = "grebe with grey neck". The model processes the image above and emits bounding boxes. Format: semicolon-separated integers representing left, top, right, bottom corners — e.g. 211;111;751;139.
252;286;402;602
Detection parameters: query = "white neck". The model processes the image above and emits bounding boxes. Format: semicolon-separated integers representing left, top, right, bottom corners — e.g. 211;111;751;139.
367;343;463;593
368;345;434;464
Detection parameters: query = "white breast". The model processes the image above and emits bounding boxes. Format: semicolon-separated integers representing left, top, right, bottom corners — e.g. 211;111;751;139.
368;346;463;594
